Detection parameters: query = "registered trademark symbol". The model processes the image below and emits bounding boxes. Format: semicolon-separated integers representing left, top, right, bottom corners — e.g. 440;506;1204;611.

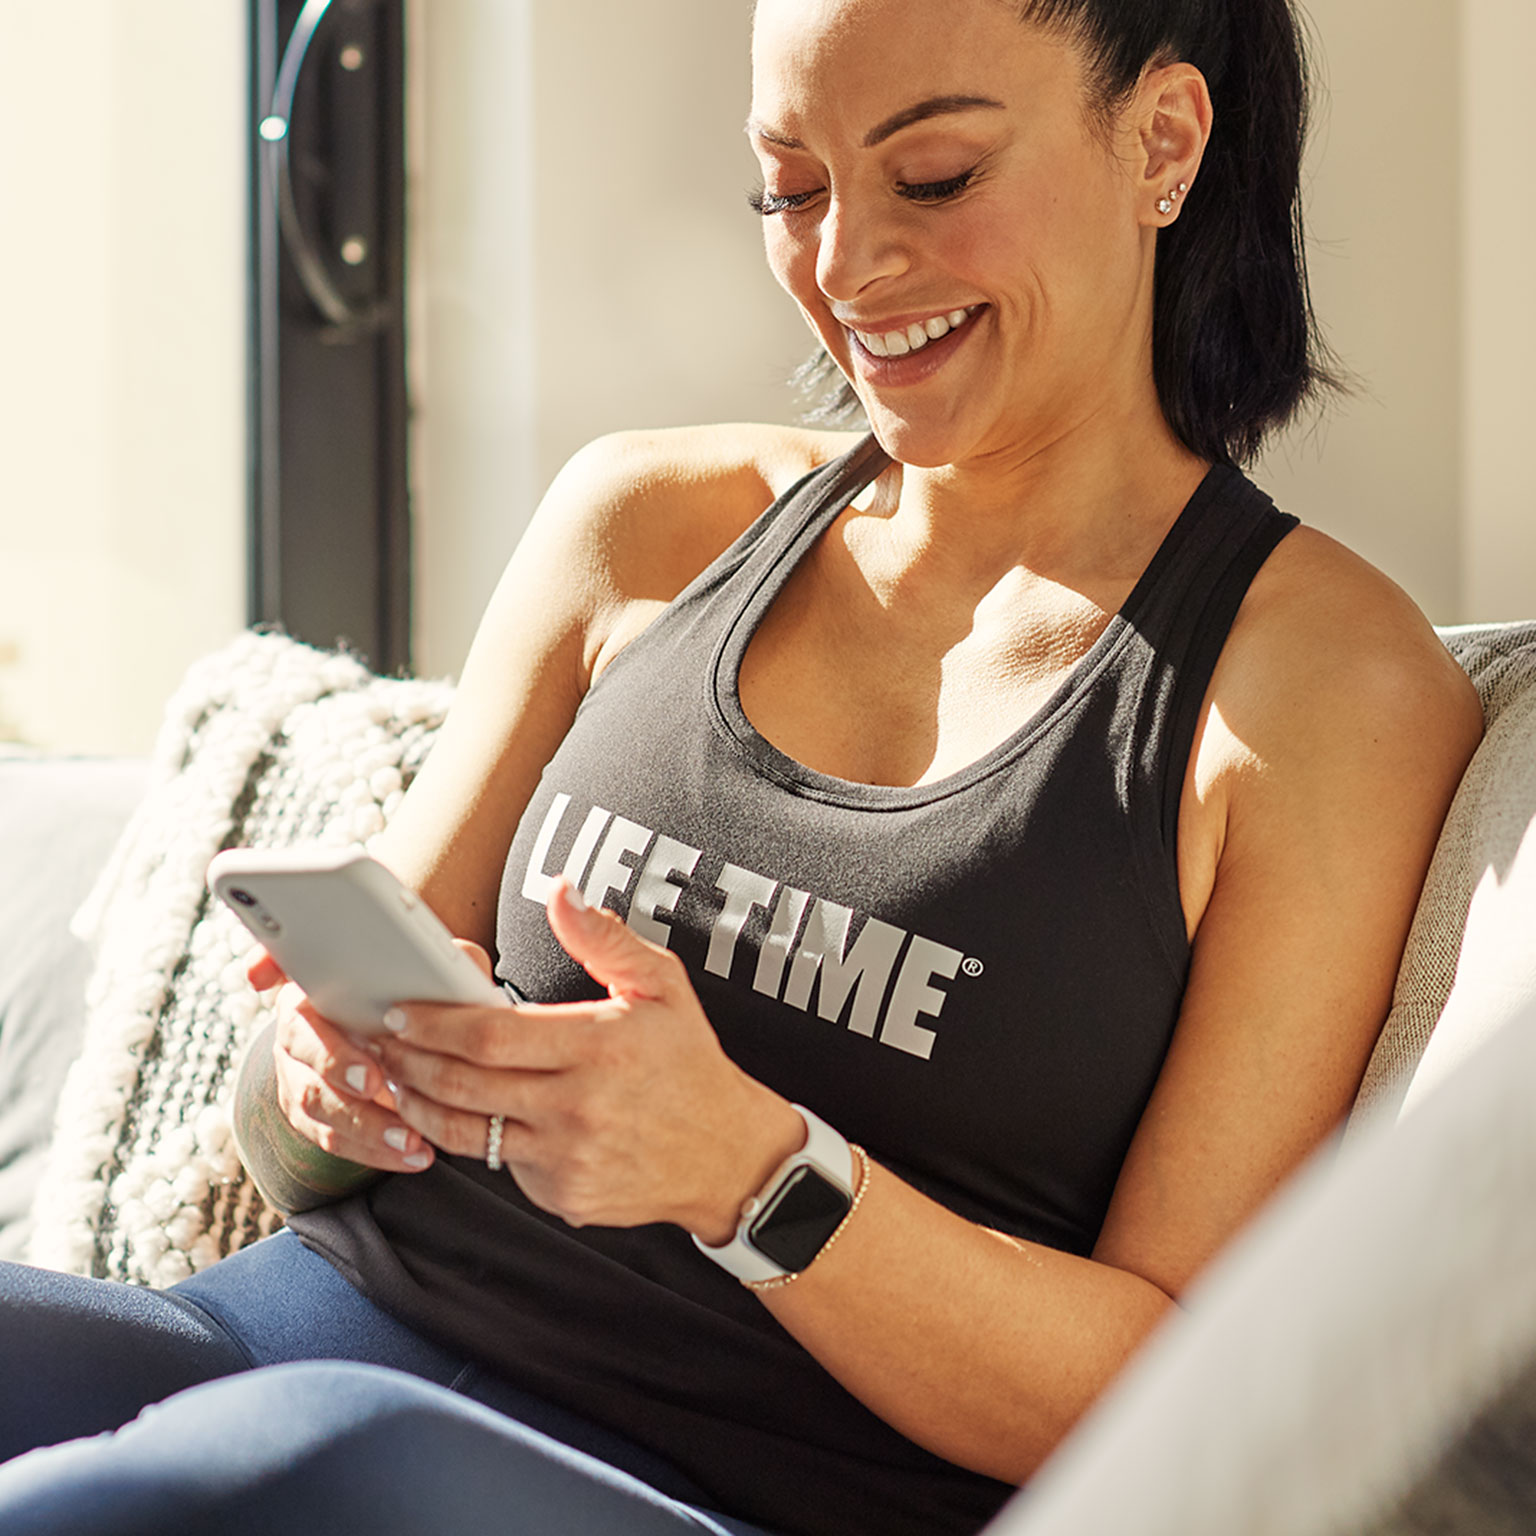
961;957;985;979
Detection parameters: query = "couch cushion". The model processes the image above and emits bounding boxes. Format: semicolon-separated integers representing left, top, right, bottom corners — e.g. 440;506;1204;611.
984;993;1536;1536
25;633;452;1286
0;756;148;1261
1350;621;1536;1125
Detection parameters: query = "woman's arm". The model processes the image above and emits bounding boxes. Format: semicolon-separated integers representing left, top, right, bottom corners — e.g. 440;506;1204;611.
372;525;1482;1480
233;424;857;1209
744;530;1485;1478
370;422;857;942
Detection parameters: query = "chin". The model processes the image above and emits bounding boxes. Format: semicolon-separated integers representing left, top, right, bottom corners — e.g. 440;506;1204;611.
858;401;980;472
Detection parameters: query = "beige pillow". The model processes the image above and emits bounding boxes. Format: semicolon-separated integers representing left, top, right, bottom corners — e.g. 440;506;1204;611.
26;632;452;1287
1350;621;1536;1128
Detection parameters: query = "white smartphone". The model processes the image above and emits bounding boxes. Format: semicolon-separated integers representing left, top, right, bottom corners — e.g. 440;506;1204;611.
207;846;518;1033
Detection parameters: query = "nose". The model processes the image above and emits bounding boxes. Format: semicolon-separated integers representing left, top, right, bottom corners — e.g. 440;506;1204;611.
814;193;909;304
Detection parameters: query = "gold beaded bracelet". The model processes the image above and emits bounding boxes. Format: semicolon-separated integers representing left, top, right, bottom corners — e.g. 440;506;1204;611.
744;1143;872;1293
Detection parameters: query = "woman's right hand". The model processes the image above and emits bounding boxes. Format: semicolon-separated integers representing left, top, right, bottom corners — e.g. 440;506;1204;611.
246;949;436;1174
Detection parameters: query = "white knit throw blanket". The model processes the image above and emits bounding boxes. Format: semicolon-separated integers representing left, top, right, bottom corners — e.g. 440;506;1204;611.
26;632;453;1287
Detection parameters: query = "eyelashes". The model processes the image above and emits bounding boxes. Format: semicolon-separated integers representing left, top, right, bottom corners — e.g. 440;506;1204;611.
746;186;816;216
748;167;979;217
897;170;977;204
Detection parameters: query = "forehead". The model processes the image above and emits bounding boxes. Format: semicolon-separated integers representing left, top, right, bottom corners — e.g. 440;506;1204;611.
749;0;1079;135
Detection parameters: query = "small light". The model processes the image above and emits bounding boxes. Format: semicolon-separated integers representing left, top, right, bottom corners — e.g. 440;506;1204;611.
258;115;288;142
340;237;368;266
339;44;366;71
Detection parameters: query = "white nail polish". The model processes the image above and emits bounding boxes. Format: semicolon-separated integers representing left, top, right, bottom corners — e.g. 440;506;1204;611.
382;1007;407;1033
403;1152;432;1170
345;1065;369;1094
383;1127;410;1152
563;881;589;912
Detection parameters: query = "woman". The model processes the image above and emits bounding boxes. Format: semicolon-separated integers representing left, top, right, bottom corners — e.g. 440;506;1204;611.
0;0;1482;1532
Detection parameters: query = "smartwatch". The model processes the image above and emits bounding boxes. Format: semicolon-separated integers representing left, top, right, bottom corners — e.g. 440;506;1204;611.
693;1105;856;1284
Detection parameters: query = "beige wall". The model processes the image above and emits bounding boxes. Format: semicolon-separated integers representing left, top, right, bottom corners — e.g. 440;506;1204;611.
1461;0;1536;622
408;0;1536;673
409;0;806;677
0;2;246;753
406;0;539;683
1254;0;1465;621
525;2;807;491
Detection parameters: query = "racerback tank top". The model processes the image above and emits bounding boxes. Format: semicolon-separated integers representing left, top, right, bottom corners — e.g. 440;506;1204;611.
291;437;1299;1536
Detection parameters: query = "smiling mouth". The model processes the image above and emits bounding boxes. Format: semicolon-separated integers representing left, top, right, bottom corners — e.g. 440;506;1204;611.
848;305;983;358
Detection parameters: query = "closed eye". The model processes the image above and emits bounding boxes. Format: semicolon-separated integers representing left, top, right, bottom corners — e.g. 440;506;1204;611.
747;186;821;217
748;166;978;217
896;169;977;203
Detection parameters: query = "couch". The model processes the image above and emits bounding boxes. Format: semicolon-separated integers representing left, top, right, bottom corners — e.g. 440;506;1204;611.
1;623;1533;1533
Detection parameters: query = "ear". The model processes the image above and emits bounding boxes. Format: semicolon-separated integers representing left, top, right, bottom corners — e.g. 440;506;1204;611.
1131;63;1212;228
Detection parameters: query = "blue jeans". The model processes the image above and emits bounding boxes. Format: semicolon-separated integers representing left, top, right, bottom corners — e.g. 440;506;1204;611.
0;1231;772;1535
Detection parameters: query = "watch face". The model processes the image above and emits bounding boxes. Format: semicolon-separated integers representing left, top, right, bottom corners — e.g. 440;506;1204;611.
748;1165;852;1273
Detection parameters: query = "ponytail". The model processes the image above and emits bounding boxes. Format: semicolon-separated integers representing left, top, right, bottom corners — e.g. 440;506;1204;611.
1145;0;1339;464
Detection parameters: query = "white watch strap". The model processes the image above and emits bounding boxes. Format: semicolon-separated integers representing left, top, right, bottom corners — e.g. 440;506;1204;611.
692;1105;855;1283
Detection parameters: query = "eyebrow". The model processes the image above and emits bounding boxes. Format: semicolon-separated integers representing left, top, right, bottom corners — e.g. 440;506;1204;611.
747;94;1006;151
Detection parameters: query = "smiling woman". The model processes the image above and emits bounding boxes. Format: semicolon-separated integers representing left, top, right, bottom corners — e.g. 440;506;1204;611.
749;0;1330;470
0;3;1485;1536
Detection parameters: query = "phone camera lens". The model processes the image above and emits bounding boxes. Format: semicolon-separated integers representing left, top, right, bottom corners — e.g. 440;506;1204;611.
229;888;256;907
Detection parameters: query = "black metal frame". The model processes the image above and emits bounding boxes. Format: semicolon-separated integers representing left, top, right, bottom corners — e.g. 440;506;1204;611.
248;0;410;673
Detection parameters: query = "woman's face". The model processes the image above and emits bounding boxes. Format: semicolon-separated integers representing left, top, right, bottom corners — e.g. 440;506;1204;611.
749;0;1158;471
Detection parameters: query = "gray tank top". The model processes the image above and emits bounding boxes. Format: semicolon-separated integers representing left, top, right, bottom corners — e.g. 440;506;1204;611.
292;437;1298;1536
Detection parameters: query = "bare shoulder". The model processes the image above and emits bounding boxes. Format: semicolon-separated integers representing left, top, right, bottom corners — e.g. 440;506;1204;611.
1101;523;1483;1294
530;422;867;605
1204;523;1483;801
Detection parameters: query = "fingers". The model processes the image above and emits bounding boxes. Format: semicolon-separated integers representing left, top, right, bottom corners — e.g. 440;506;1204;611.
389;1082;525;1167
246;948;286;992
382;996;618;1070
274;986;434;1173
452;937;496;981
545;878;685;1003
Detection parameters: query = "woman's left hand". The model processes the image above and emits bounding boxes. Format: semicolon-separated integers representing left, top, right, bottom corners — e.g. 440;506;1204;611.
375;879;802;1241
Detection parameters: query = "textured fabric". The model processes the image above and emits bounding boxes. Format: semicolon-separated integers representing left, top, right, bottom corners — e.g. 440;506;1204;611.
0;1363;773;1536
24;633;453;1286
294;439;1298;1536
0;758;147;1260
982;995;1536;1536
1349;621;1536;1127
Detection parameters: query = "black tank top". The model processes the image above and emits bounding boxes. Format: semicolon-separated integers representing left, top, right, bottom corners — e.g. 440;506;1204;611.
291;438;1298;1536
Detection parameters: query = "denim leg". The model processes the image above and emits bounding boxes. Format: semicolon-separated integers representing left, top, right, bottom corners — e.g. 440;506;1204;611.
170;1228;466;1379
174;1230;724;1506
0;1260;248;1463
0;1361;777;1536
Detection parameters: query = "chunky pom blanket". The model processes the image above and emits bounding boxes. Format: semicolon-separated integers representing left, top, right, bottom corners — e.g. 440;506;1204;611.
26;632;452;1287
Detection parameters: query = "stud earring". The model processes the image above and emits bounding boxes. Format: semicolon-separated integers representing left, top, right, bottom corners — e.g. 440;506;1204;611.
1156;196;1174;216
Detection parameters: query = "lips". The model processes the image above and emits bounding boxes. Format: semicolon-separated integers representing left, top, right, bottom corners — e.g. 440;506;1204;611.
848;305;983;358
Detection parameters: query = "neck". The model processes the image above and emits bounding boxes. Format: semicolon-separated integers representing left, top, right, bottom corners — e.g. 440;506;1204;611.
884;379;1210;586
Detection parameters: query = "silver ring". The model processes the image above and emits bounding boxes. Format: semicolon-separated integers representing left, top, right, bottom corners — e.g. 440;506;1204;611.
485;1113;505;1172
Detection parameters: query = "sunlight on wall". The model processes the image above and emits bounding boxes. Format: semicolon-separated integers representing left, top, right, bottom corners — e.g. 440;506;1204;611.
407;0;809;679
1461;0;1536;623
0;2;245;753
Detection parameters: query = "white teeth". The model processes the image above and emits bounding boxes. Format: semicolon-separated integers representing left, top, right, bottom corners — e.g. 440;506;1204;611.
852;305;978;359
